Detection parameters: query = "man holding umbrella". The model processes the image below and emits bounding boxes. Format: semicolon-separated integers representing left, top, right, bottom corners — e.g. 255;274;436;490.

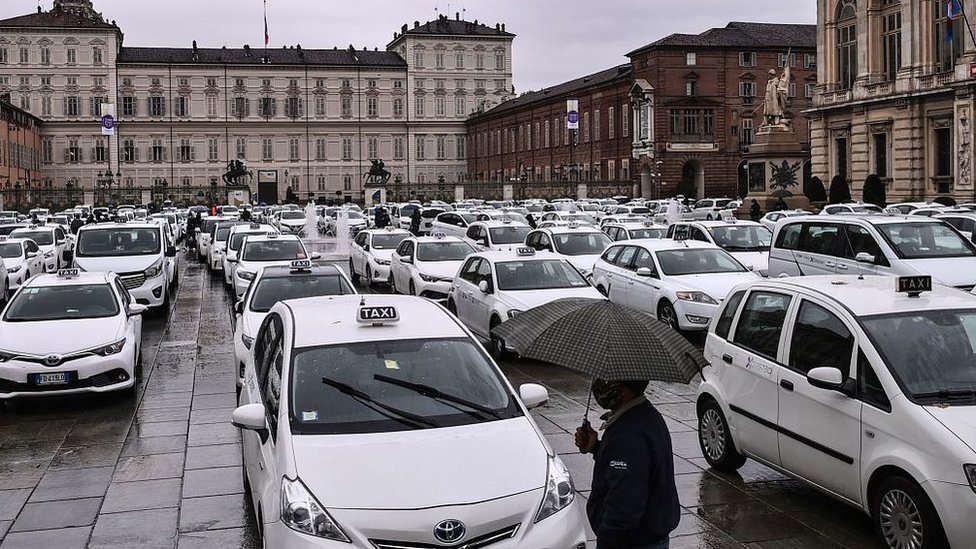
575;379;680;549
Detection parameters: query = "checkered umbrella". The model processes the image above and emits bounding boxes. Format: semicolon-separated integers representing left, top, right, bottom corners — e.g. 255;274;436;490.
491;298;707;383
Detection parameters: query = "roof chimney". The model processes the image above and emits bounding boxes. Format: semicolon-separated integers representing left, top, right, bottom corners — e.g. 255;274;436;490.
456;11;460;20
501;23;505;32
414;21;420;29
495;23;500;30
402;23;408;33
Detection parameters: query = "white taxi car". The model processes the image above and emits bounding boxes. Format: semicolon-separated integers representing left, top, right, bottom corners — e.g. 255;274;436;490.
274;210;309;235
197;215;235;260
233;295;585;548
690;198;734;220
697;275;976;549
349;228;412;287
463;220;532;252
0;269;145;401
429;211;481;239
667;220;772;276
524;224;613;277
0;237;43;297
602;220;667;242
447;248;604;356
10;225;71;273
232;260;355;396
208;220;249;272
592;239;760;331
231;234;317;298
758;210;813;232
224;224;277;286
390;235;476;298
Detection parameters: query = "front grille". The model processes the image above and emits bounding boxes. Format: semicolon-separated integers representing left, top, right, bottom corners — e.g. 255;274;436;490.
370;524;520;549
0;368;129;393
17;352;93;367
119;272;146;290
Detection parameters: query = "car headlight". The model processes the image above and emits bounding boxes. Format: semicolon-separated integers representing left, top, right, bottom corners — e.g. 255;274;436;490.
675;291;718;305
7;265;22;274
374;258;390;266
535;456;575;523
238;270;255;281
241;333;254;349
93;339;126;356
281;477;350;542
145;257;164;279
44;251;55;258
507;309;523;319
965;464;976;494
0;350;15;363
418;272;441;283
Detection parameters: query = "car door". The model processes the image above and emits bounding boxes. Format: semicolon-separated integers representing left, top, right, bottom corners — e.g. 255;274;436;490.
115;277;142;352
787;221;844;276
593;246;622;296
626;247;662;315
607;246;637;304
256;326;285;522
53;227;67;266
24;240;42;274
465;225;486;250
352;232;369;274
777;298;862;503
725;290;793;467
452;257;482;326
241;315;277;504
391;240;408;290
834;224;886;276
468;259;495;338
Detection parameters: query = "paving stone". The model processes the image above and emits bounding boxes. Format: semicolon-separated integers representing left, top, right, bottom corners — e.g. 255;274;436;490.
89;507;179;549
9;497;101;532
178;494;249;532
135;407;191;424
129;420;189;438
0;490;31;521
176;527;261;549
187;422;240;447
114;453;185;482
0;525;91;549
189;408;235;425
101;478;183;514
0;520;9;540
50;442;124;470
29;465;114;502
182;466;243;498
120;435;186;457
184;444;242;470
63;419;132;445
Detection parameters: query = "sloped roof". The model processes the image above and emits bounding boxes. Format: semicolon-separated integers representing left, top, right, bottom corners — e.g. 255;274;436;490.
401;16;514;38
469;64;631;120
118;46;406;67
628;21;815;56
0;9;118;30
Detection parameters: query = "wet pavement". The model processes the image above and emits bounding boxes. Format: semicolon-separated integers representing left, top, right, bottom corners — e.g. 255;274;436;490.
0;253;883;548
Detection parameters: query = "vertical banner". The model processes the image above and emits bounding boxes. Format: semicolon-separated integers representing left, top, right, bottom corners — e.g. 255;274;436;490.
566;99;579;130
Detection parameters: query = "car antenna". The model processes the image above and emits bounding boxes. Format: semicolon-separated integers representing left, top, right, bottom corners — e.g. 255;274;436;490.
359;295;366;307
841;228;865;280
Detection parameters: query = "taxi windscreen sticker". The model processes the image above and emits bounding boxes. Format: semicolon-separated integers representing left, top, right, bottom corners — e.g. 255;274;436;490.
301;411;318;421
384;359;400;370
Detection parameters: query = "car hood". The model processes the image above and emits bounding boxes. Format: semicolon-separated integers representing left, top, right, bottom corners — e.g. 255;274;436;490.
0;317;124;355
74;255;159;274
727;251;769;275
370;249;396;262
238;259;300;272
501;287;604;311
291;418;548;509
902;258;976;288
280;219;306;227
670;272;761;300
925;406;976;454
415;260;463;280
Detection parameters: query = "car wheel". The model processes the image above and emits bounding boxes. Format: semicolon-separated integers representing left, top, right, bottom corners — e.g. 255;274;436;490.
706;214;713;220
488;316;511;359
873;476;948;549
409;279;417;296
658;301;679;330
349;259;360;283
447;298;457;315
697;399;746;472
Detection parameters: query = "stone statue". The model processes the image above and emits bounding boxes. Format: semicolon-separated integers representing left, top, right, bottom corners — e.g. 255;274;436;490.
960;107;972;188
763;52;791;127
223;159;253;186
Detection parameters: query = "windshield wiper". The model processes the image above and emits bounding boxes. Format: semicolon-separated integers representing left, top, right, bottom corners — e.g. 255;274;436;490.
373;374;502;420
321;376;437;429
914;389;976;402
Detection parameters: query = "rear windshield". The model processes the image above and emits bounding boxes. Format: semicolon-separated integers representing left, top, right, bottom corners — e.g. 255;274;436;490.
0;243;22;258
489;226;531;244
416;241;475;261
11;230;53;246
230;231;270;251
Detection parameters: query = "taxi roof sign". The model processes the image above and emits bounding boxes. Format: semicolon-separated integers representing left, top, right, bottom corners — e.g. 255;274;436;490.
516;246;536;256
897;275;932;297
57;268;80;279
357;305;400;325
290;259;312;271
432;231;447;239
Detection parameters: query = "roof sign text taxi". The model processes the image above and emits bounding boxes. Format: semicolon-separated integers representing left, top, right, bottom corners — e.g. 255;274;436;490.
57;268;80;278
897;275;932;297
516;247;536;256
290;260;312;271
358;306;400;325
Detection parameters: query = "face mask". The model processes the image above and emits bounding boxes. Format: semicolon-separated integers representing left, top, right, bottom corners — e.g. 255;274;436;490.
592;382;623;410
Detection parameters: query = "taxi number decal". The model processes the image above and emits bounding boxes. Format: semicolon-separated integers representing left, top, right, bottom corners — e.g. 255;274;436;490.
741;355;775;381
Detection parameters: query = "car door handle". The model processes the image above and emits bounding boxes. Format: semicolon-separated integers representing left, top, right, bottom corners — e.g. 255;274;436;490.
836;264;849;270
780;379;794;391
825;261;835;268
722;354;733;364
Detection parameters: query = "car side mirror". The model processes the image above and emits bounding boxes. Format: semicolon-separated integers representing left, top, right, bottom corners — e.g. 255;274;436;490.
854;252;876;264
165;246;176;257
310;253;322;261
363;244;370;252
479;237;488;245
231;403;269;444
807;367;855;395
519;383;549;409
477;280;491;294
402;255;413;264
636;267;655;277
127;303;148;316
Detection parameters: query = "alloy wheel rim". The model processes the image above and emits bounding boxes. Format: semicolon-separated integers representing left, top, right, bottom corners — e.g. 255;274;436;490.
700;408;726;461
879;489;923;549
660;306;677;329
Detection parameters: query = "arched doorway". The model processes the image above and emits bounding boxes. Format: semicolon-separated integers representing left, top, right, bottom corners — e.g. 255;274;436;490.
680;160;705;200
640;165;653;198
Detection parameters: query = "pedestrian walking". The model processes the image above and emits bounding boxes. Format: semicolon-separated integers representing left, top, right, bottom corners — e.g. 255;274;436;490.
240;208;252;222
526;212;537;229
749;199;762;222
410;208;422;235
69;213;84;235
375;207;389;229
575;379;680;549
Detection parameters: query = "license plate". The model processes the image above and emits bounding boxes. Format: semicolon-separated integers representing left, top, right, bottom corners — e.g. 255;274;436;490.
33;372;72;386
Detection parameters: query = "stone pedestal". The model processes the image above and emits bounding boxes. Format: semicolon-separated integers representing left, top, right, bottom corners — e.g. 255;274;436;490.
741;125;810;216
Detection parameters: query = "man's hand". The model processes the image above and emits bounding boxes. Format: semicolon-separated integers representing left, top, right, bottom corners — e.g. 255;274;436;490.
574;420;598;454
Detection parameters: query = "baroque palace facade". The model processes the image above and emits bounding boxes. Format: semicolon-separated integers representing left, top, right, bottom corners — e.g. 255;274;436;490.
0;0;514;203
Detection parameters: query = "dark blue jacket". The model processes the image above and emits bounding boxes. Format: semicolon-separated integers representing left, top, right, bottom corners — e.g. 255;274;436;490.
586;400;680;549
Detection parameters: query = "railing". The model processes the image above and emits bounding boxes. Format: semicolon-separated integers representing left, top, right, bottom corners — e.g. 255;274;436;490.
0;188;85;213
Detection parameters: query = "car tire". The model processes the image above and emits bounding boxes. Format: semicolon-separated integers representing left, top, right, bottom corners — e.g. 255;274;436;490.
349;259;360;283
697;398;746;472
872;476;948;549
488;316;511;359
658;301;679;330
706;214;713;220
409;280;416;296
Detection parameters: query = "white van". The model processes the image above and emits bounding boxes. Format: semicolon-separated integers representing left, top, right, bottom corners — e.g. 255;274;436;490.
73;223;176;310
768;215;976;291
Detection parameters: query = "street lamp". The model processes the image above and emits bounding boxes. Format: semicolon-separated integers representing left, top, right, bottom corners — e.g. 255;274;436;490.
394;174;403;203
650;160;664;199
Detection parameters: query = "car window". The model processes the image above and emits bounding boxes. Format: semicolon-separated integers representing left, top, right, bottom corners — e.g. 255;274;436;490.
263;342;283;443
249;275;353;313
255;314;282;387
632;248;655;272
715;290;745;340
601;246;623;264
690;227;710;242
775;222;802;249
114;279;132;309
672;225;691;240
841;225;889;266
858;349;891;412
614;246;637;267
788;301;855;375
465;226;481;240
734;291;793;360
459;258;481;284
396;241;411;256
875;222;976;259
476;259;493;289
798;223;841;256
4;284;120;321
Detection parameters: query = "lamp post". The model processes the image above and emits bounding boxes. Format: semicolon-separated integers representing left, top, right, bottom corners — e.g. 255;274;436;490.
209;176;219;208
651;160;664;199
394;174;403;203
97;170;120;206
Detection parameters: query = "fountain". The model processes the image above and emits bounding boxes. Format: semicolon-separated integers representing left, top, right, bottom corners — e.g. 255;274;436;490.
335;208;351;257
301;200;351;261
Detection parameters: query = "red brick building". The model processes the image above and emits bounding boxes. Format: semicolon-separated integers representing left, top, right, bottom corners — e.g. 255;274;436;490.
465;21;816;200
0;97;44;193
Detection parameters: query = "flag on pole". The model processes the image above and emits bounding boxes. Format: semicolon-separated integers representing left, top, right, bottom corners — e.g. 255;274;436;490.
264;0;270;46
948;0;962;43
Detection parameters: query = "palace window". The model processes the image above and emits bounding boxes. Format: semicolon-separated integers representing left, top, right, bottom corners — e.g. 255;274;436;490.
882;2;902;81
935;0;963;72
836;0;857;89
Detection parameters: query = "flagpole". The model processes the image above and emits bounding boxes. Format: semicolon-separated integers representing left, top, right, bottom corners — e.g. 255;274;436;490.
956;0;976;52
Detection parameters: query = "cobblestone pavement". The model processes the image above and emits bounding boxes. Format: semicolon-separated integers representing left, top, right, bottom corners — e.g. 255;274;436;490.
0;254;882;549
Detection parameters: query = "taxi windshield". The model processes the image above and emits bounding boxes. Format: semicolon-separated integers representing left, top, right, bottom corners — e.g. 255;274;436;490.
656;248;748;276
629;227;666;239
4;284;119;321
862;309;976;402
77;228;161;257
12;231;53;246
249;275;353;313
216;226;239;241
230;231;268;251
492;213;529;225
280;211;305;220
290;337;519;434
708;225;772;252
242;240;307;262
562;214;597;224
371;234;409;250
0;243;22;258
489;226;531;244
416;242;474;261
495;259;590;291
876;222;976;259
552;232;612;256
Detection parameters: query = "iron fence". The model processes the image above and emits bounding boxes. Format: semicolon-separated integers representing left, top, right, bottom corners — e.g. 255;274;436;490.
0;188;85;213
384;180;633;203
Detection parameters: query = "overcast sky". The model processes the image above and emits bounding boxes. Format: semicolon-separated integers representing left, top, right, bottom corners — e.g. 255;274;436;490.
5;1;815;91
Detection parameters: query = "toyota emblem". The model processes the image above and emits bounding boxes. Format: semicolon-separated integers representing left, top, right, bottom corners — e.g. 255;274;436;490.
433;519;466;544
43;354;63;367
